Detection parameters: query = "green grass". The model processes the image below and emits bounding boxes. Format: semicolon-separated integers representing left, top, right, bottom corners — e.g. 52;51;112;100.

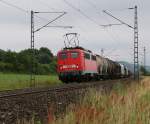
51;77;150;124
0;73;62;91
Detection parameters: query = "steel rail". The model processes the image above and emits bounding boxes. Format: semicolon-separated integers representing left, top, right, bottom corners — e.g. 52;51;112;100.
0;78;131;99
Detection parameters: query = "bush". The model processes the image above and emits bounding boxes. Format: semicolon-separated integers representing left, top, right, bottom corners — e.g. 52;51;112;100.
0;62;14;72
49;58;57;74
0;48;56;75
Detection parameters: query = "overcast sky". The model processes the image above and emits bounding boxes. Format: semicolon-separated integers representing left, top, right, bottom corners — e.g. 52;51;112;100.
0;0;149;65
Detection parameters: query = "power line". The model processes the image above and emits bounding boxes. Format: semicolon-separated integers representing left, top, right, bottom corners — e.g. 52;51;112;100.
35;12;66;32
85;0;103;17
0;0;71;29
0;0;29;13
104;8;131;12
62;0;122;55
102;27;125;56
103;6;139;81
35;0;91;32
62;0;127;56
103;10;134;29
36;0;57;11
83;0;127;56
101;10;129;54
62;0;102;27
0;0;54;22
30;10;72;86
0;0;72;86
86;0;98;10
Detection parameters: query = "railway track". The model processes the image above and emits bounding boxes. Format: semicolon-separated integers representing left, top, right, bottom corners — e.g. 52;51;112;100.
0;78;132;124
0;78;131;99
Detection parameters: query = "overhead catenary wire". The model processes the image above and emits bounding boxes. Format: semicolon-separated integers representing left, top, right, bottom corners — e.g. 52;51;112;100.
35;0;57;11
36;0;128;55
34;12;67;32
34;0;95;48
0;0;74;31
62;0;124;57
86;0;98;10
83;0;129;56
0;0;62;23
0;1;102;51
85;0;104;17
101;10;133;58
0;0;29;13
62;0;102;27
84;0;126;27
103;10;134;29
103;6;139;81
0;0;141;65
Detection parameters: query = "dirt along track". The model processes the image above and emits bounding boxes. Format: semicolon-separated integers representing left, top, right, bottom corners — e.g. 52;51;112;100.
0;78;132;124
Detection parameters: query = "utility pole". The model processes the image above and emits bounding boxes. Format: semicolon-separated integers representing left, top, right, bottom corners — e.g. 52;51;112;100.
30;11;72;87
133;6;139;81
30;10;35;87
103;5;139;81
144;47;146;75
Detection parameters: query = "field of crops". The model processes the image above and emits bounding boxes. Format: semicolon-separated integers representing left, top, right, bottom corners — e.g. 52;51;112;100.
0;73;62;91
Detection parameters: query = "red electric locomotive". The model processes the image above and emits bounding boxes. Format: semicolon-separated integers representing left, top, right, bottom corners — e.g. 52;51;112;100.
57;33;131;83
57;47;98;82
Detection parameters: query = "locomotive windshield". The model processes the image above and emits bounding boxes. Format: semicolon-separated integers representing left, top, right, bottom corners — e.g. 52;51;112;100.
60;52;67;59
71;52;78;58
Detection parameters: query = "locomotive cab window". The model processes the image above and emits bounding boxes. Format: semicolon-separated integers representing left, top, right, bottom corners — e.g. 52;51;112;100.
84;53;90;60
71;52;78;59
60;53;67;59
92;55;96;61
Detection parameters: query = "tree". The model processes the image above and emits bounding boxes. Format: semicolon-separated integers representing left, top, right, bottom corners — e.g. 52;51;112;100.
0;47;56;74
2;50;17;63
49;56;57;74
140;65;148;76
0;49;5;62
38;47;54;64
17;49;39;73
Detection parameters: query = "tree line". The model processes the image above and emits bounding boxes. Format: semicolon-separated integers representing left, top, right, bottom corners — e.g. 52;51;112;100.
0;47;57;75
140;66;150;76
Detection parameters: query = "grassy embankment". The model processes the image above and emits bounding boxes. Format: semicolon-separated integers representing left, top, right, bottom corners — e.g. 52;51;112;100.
51;77;150;124
0;73;62;91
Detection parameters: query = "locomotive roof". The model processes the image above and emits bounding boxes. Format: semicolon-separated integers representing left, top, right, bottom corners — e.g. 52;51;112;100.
63;46;92;53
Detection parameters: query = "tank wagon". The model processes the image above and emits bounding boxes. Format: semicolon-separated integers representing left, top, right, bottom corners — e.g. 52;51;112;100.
57;47;130;83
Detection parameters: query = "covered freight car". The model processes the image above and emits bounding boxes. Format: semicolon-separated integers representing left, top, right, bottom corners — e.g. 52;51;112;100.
95;55;108;79
96;55;122;79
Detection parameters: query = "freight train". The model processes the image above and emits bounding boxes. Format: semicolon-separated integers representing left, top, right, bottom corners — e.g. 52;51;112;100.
57;46;130;83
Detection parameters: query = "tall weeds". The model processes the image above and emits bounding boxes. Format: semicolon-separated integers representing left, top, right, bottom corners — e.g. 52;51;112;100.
52;77;150;124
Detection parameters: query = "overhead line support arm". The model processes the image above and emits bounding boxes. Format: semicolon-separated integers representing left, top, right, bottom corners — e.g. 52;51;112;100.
34;12;66;32
103;10;134;29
